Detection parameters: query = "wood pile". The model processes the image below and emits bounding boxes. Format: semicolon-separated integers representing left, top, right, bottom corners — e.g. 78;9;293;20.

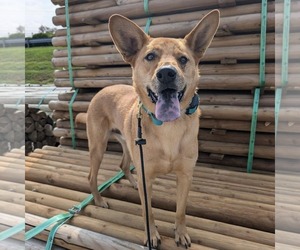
0;86;67;156
25;105;57;155
25;86;70;112
275;1;300;221
0;148;25;248
0;104;24;155
25;146;275;249
48;0;281;172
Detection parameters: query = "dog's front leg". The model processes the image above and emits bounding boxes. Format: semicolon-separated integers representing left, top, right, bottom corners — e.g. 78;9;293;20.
175;172;193;248
137;177;161;248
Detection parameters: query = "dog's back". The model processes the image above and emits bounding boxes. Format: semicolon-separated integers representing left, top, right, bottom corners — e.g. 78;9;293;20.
76;85;137;126
87;85;137;130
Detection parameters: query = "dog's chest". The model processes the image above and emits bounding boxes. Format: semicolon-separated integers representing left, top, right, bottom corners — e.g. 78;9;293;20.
143;122;198;173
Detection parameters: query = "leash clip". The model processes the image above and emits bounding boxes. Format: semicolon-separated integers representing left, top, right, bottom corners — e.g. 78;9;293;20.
137;101;143;119
135;100;147;146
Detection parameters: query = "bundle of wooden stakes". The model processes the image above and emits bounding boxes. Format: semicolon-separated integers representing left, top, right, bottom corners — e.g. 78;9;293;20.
25;146;275;249
25;105;57;155
48;0;299;172
0;104;24;155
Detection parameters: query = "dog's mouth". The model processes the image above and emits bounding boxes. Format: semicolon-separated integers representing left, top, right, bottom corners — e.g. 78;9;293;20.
147;87;185;104
147;87;186;122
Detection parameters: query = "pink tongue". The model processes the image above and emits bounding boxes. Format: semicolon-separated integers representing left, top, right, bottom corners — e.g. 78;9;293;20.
155;90;180;122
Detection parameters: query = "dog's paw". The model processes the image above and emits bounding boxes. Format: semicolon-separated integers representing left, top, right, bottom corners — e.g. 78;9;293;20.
175;226;191;248
94;195;109;208
143;227;161;249
131;179;138;190
126;172;138;189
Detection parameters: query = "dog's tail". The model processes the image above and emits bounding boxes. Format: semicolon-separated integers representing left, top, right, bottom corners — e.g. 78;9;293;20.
75;112;87;125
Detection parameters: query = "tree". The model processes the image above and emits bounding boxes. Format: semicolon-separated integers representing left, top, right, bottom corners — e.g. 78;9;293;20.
8;25;25;38
38;25;56;34
16;25;25;34
9;33;25;39
32;33;49;39
32;25;57;39
38;25;48;33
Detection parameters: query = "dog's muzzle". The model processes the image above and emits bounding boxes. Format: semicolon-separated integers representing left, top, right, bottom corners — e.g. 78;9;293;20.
148;65;185;103
146;66;186;122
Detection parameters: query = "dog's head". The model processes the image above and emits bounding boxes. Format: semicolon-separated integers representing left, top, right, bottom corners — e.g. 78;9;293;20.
109;11;220;122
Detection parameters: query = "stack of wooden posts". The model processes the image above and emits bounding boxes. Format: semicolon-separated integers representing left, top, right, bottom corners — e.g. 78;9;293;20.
49;0;281;172
25;105;57;155
0;104;24;155
275;0;300;180
25;146;275;249
0;148;25;249
25;85;70;112
272;5;300;247
0;85;70;112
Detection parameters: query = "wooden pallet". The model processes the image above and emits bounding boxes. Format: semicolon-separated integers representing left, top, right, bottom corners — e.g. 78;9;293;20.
25;146;275;249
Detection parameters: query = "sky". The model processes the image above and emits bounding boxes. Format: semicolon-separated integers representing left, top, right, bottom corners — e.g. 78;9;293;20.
0;0;58;37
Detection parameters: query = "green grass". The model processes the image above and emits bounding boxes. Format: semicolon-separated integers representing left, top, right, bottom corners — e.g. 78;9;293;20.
0;47;25;84
25;46;55;85
0;46;56;85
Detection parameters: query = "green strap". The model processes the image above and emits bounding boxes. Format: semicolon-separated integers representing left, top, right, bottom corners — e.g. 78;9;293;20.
275;88;282;136
0;222;25;241
258;0;267;88
25;166;134;248
38;87;57;108
275;0;291;136
143;0;152;34
281;0;291;87
15;96;24;107
247;88;260;173
25;213;71;241
144;17;152;35
45;216;73;250
247;0;267;173
65;0;77;149
68;89;79;149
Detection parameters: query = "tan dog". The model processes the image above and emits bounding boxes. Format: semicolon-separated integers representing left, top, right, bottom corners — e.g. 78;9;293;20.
79;11;219;248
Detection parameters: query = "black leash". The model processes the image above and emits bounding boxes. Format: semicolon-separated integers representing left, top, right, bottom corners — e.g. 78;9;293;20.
135;102;152;250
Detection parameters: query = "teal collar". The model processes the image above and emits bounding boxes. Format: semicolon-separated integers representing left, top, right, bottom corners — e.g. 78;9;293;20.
141;104;164;126
140;94;199;126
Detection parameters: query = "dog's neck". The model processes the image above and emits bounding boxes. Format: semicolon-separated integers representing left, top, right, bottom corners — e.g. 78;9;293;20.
139;93;199;126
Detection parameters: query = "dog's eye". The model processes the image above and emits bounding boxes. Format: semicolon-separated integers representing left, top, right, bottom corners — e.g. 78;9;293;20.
179;56;188;65
145;53;156;61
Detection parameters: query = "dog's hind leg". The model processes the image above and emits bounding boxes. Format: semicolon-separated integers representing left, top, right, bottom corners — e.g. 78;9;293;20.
112;131;137;189
87;116;110;208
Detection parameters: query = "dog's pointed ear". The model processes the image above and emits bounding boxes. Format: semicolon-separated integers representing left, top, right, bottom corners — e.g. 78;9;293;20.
184;10;220;63
109;14;149;64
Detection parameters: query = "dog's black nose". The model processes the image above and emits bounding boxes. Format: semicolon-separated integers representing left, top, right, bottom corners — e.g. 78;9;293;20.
156;67;177;84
